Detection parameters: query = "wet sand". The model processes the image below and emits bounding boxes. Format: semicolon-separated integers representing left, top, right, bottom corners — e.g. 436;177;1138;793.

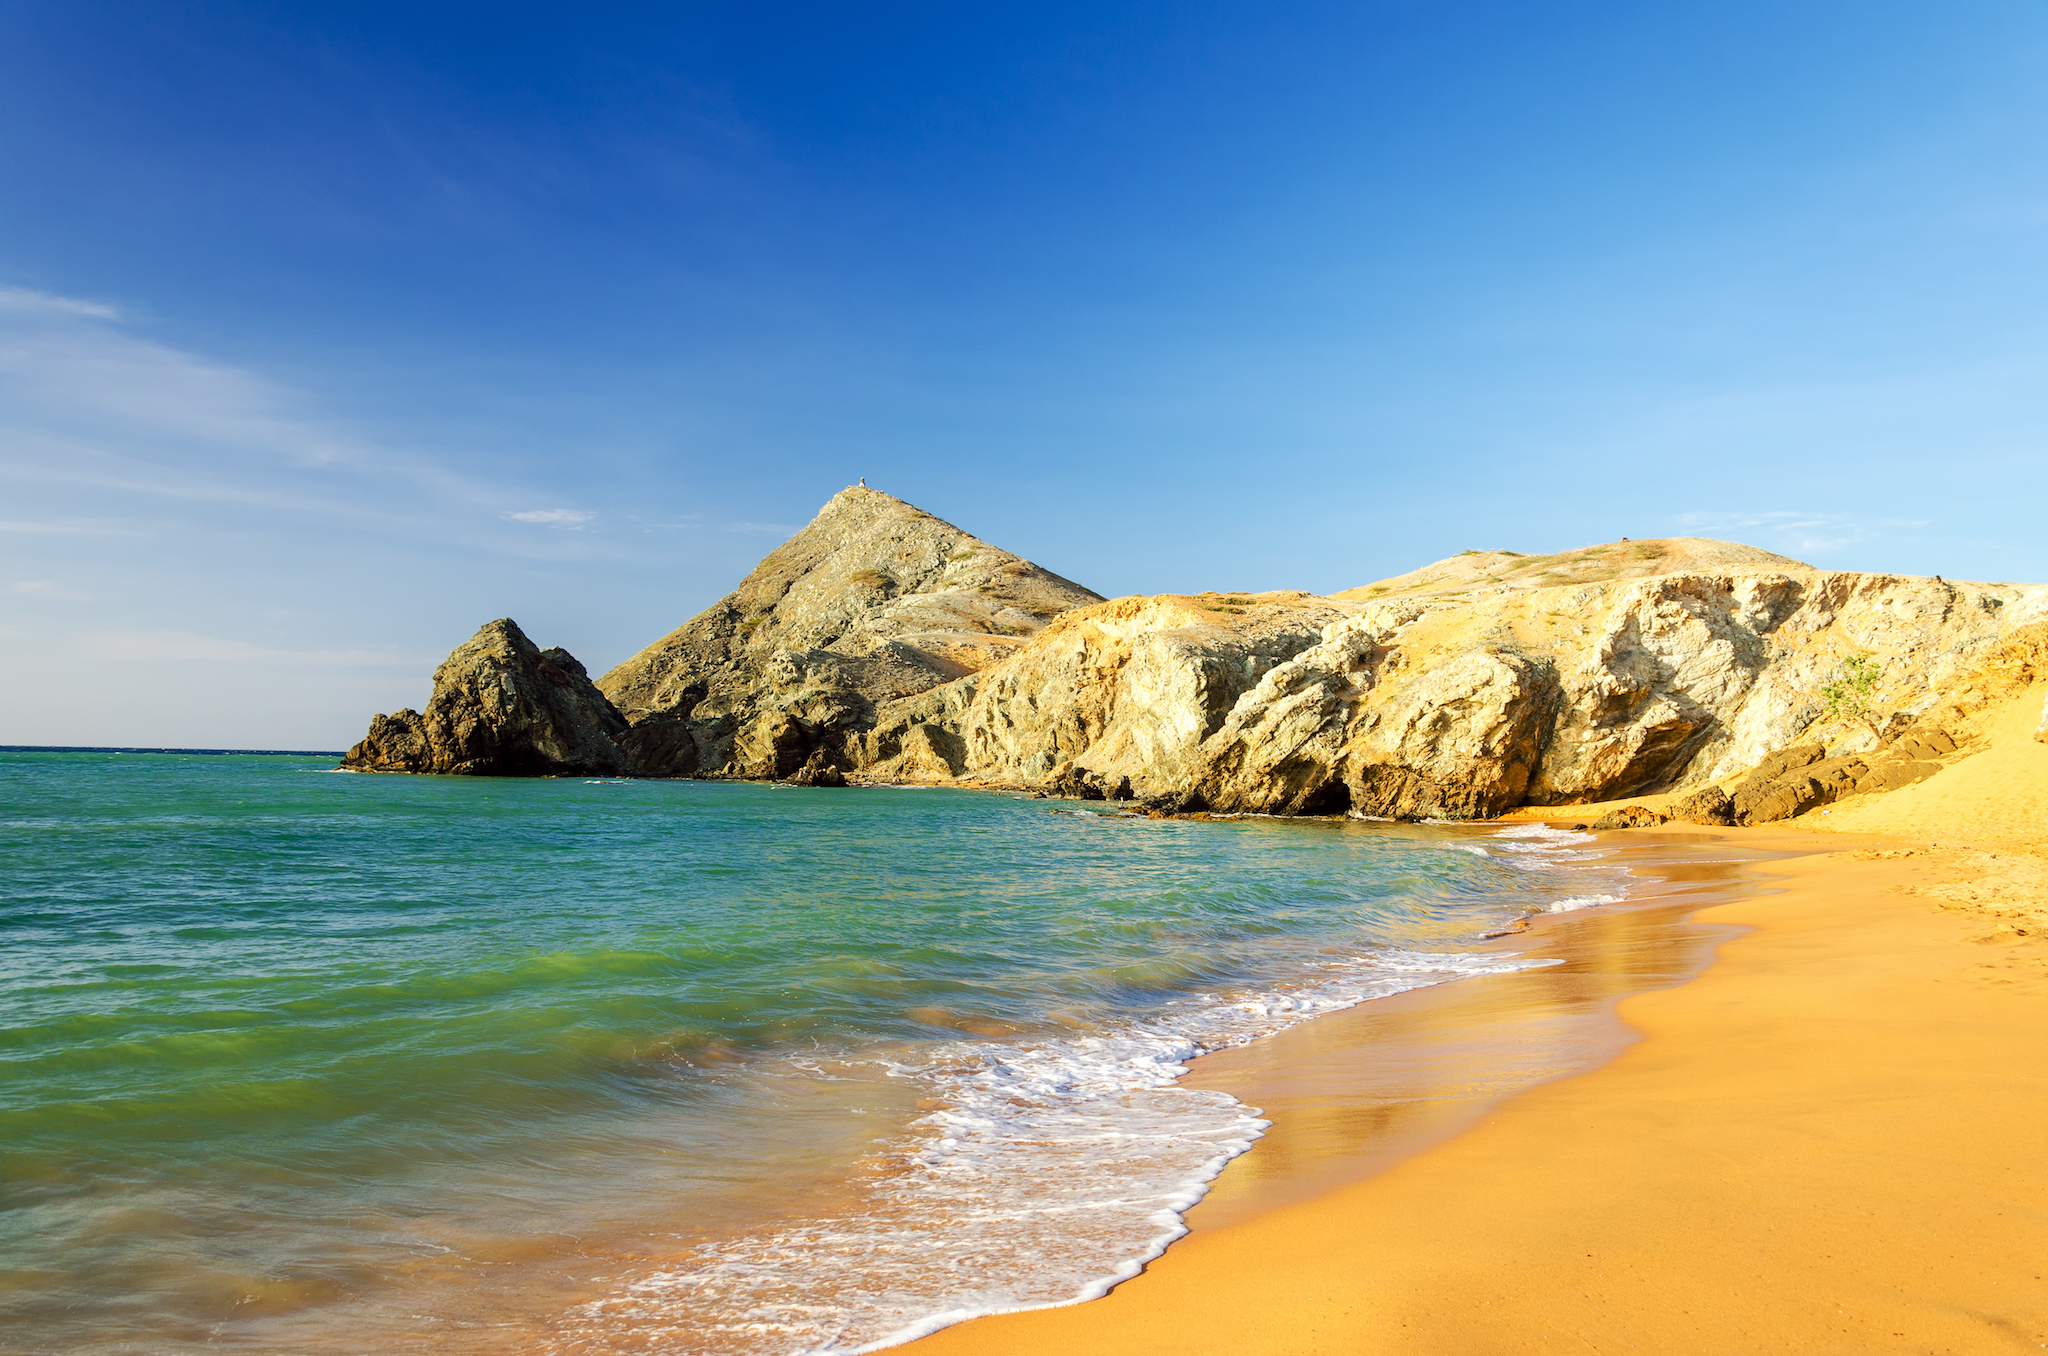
908;684;2048;1355
1174;835;1771;1234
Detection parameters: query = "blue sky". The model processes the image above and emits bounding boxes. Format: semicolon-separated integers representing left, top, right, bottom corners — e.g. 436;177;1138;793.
3;1;2046;746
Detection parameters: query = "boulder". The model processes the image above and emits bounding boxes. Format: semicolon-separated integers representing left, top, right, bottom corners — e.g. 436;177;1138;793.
1737;775;1825;825
342;620;634;777
1044;761;1108;801
1671;784;1734;826
1730;743;1826;795
784;749;849;788
1590;805;1668;830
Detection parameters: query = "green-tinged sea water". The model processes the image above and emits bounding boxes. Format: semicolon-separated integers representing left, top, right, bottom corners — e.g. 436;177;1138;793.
0;750;1627;1355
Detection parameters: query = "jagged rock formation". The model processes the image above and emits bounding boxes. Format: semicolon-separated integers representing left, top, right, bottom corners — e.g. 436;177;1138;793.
861;543;2046;821
342;619;634;776
1714;733;1949;826
784;749;850;788
346;502;2045;829
594;487;1102;778
1653;619;2048;824
852;593;1354;788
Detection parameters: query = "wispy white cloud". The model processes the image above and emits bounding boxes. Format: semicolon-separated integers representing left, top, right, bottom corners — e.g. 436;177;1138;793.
0;286;121;320
0;518;144;536
1674;509;1929;556
78;629;433;666
503;508;596;527
6;579;95;602
0;292;362;470
0;289;553;531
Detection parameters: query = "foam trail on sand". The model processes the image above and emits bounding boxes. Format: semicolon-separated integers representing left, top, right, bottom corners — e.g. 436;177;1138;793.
564;949;1555;1355
555;820;1631;1356
1548;893;1626;913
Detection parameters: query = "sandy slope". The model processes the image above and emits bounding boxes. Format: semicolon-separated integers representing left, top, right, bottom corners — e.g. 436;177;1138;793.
908;684;2048;1356
1808;683;2048;851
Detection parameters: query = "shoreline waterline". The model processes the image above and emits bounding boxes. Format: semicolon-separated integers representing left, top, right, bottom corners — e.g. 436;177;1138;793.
902;825;2048;1356
880;829;1788;1356
534;818;1628;1356
1167;831;1786;1235
2;753;1642;1356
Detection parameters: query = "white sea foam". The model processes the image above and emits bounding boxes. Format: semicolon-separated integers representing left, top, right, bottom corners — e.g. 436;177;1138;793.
1492;823;1596;844
1484;824;1633;908
566;947;1557;1355
1487;823;1605;870
562;821;1629;1355
1547;893;1625;913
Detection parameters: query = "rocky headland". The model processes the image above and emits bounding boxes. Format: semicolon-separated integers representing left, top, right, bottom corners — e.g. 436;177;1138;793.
342;618;634;777
344;487;2047;827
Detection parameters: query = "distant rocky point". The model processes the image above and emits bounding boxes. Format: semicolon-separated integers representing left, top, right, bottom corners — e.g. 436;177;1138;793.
342;619;633;777
342;486;2048;827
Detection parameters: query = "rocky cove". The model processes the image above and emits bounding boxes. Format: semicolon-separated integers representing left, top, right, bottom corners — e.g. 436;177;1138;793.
343;485;2048;827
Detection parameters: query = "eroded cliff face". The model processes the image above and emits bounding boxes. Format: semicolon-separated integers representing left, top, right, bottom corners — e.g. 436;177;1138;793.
1192;569;2041;817
856;544;2046;821
342;619;633;777
594;486;1102;778
345;510;2044;823
854;593;1354;787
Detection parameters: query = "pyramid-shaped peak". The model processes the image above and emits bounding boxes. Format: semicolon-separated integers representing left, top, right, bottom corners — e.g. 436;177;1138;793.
746;484;1046;589
809;482;964;529
595;486;1103;771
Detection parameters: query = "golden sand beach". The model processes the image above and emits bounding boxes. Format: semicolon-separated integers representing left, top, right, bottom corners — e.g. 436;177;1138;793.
908;685;2048;1355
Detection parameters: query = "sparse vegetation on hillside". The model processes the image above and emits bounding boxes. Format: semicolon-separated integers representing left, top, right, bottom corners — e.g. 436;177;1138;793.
1819;652;1889;742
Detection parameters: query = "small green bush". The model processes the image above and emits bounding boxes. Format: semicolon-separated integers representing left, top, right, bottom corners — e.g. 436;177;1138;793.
1819;652;1888;741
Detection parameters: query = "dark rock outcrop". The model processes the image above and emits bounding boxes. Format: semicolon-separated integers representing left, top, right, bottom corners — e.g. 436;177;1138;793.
1671;784;1735;826
1716;725;1958;824
1040;762;1134;802
784;750;849;788
343;620;633;777
1727;744;1826;823
1590;804;1668;830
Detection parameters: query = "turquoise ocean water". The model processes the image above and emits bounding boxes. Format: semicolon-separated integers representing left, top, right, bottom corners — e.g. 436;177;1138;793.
0;751;1628;1354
